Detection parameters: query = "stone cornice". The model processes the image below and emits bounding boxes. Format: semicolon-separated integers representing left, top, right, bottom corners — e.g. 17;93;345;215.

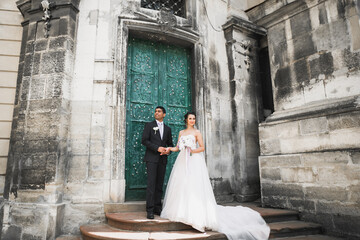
261;95;360;125
223;16;266;40
16;0;31;18
17;0;79;19
119;18;200;45
246;0;307;28
246;0;329;29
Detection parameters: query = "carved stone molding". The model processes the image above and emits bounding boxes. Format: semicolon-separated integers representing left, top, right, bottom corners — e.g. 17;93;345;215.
157;7;177;32
239;40;252;71
41;0;54;38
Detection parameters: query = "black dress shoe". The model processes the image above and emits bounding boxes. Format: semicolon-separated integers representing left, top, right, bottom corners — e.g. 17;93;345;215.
147;212;154;219
154;210;161;216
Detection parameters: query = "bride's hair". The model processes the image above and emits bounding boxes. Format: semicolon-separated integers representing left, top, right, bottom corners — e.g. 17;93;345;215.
184;111;196;125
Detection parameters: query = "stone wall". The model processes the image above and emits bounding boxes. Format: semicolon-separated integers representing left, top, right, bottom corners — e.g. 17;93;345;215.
0;1;23;239
247;0;360;238
1;0;271;238
1;0;80;239
0;1;23;196
60;0;266;234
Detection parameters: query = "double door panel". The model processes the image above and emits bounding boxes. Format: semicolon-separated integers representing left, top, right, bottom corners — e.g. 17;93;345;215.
125;37;192;200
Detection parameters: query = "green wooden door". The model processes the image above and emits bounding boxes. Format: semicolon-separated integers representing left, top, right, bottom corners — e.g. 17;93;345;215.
125;37;192;201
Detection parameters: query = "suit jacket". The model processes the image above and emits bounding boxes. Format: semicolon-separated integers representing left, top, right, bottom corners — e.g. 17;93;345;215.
142;120;173;163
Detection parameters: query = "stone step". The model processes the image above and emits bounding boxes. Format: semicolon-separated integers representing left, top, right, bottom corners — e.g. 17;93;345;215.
80;224;227;240
106;212;193;232
105;202;299;223
271;234;345;240
105;201;146;213
55;236;81;240
269;221;323;238
239;203;299;223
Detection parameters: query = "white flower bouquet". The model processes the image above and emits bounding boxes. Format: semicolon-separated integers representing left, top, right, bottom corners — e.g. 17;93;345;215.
178;136;196;151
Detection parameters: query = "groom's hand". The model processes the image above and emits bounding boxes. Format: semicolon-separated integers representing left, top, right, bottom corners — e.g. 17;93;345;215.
164;148;171;155
158;147;165;153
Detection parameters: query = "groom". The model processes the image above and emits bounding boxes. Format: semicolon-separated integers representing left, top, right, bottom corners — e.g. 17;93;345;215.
142;106;173;219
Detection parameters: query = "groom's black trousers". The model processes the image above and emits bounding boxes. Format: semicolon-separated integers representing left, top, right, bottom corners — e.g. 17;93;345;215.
146;160;167;213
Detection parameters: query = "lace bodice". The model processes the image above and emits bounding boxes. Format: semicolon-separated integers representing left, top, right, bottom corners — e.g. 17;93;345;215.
178;135;196;151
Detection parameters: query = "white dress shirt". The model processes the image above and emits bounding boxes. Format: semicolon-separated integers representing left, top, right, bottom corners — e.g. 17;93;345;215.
156;120;164;139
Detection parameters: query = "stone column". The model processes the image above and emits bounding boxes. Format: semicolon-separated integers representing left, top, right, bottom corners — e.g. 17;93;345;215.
2;0;79;239
223;17;266;202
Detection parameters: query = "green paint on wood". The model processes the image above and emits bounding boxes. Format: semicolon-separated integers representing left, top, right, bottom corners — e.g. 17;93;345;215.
125;38;192;200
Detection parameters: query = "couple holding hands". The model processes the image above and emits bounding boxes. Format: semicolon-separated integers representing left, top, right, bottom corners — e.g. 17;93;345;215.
141;106;270;240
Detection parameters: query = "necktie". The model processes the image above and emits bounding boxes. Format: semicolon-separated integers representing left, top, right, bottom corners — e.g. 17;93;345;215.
158;122;163;139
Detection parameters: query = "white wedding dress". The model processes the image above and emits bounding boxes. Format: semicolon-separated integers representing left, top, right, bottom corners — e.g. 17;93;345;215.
161;135;270;240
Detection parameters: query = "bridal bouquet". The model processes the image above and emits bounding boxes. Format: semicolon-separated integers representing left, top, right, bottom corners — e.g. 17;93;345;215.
178;136;196;151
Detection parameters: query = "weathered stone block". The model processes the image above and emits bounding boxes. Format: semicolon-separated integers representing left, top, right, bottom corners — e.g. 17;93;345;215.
333;214;360;236
288;198;316;212
20;153;47;170
301;151;351;166
62;203;104;234
294;58;310;85
25;40;34;54
260;168;280;180
348;184;360;203
70;139;89;155
299;117;328;135
34;39;48;52
23;54;33;77
316;201;360;216
262;195;288;209
351;151;360;164
45;75;63;98
259;154;301;168
67;165;87;183
313;23;332;51
82;182;104;202
49;36;74;51
259;139;281;155
310;52;334;79
281;167;315;183
293;33;316;60
303;79;326;103
262;182;304;198
1;225;22;240
273;66;290;89
290;10;312;37
29;77;46;100
301;212;336;234
20;169;45;189
89;154;105;171
268;21;286;47
330;19;351;50
344;165;360;181
317;166;350;184
41;51;66;74
328;112;360;131
318;3;328;25
305;186;348;202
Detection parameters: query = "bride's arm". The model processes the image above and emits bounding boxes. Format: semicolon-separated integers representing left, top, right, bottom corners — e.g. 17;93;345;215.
191;131;205;153
167;132;182;152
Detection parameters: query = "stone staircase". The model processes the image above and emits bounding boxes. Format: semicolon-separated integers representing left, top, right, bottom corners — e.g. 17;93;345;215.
58;202;345;240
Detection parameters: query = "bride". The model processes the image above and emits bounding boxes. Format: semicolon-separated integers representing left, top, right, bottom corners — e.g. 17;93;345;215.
161;112;270;240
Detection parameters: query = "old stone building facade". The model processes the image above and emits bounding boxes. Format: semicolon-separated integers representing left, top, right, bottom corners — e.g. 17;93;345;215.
0;0;359;239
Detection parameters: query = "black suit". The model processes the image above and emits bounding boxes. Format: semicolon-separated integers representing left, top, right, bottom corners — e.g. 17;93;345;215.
142;120;173;213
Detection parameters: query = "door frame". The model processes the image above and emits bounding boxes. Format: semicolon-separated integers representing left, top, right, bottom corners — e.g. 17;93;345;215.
110;18;206;202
